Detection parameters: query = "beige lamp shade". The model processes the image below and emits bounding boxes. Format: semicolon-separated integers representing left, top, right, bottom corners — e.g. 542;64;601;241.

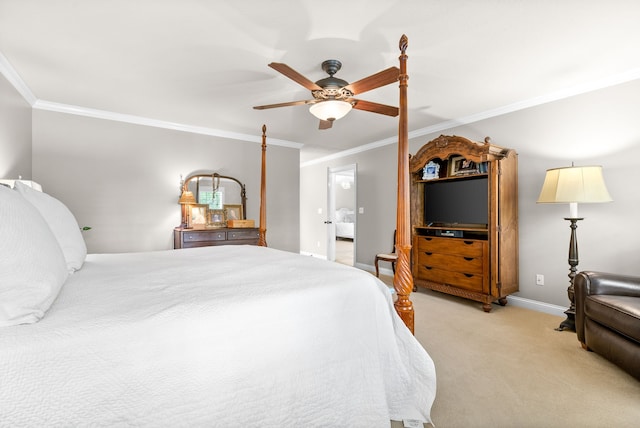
178;190;196;205
537;165;612;203
537;165;612;217
309;100;352;121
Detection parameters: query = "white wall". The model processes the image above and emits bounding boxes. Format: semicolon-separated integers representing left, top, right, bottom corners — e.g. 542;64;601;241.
0;74;31;178
32;110;300;254
300;79;640;307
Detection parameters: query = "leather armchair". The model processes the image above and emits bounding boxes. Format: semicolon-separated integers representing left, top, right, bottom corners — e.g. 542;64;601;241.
574;271;640;380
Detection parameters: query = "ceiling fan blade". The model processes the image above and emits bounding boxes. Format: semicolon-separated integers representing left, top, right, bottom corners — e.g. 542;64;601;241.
351;99;399;117
253;99;314;110
344;67;399;95
319;119;333;130
268;63;323;91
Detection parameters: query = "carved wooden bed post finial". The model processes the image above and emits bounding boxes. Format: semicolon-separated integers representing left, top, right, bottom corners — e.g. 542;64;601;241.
258;124;268;247
394;34;415;334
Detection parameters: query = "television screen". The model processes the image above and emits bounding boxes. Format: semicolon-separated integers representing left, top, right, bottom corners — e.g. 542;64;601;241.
423;177;488;226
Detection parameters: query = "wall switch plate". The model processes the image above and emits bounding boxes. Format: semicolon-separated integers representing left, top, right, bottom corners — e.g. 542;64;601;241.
536;274;544;286
358;207;364;214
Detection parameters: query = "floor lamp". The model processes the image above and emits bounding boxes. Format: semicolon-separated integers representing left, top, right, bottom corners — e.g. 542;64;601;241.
537;164;612;331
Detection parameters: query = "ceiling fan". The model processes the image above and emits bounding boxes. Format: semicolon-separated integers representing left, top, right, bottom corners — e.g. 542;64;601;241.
253;59;399;129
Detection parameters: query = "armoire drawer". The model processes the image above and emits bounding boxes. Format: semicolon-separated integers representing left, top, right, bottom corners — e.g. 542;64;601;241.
416;236;483;257
415;265;484;292
416;252;484;275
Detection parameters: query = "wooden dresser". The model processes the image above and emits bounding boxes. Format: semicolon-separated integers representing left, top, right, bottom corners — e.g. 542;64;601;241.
174;227;259;249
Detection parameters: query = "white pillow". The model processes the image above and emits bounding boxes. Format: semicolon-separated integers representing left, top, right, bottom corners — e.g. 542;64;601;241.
0;186;69;326
15;181;87;272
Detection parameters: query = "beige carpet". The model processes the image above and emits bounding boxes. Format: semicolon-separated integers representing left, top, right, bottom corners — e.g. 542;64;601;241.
378;275;640;428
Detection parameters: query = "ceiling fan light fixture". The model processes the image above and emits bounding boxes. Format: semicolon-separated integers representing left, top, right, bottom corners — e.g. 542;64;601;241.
309;100;352;122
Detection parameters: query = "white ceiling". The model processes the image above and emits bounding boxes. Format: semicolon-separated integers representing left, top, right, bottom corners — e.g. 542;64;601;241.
1;0;640;162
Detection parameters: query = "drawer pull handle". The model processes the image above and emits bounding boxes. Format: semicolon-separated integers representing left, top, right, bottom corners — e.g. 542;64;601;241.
424;252;433;256
464;257;474;261
423;266;433;270
463;241;474;245
464;273;474;278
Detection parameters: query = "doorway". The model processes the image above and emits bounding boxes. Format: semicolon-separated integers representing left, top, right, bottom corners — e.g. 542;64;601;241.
327;164;356;266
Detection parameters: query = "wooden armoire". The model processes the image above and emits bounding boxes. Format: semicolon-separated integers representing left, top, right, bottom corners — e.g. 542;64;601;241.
409;135;518;312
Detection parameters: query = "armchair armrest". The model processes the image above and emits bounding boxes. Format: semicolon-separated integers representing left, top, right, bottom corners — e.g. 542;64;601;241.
574;271;640;343
576;271;640;297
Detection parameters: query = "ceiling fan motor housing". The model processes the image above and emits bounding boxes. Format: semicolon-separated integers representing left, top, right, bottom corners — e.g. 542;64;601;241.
313;59;353;101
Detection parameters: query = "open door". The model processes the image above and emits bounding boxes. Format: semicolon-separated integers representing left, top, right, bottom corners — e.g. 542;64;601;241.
327;164;357;265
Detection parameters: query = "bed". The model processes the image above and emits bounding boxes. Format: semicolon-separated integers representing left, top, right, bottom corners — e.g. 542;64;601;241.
335;207;355;239
0;35;432;427
0;243;435;426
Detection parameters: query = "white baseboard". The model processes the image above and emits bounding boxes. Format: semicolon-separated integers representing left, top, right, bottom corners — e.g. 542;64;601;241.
506;296;567;317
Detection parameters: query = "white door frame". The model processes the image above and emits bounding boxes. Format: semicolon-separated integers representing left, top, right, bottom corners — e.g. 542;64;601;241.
327;164;357;263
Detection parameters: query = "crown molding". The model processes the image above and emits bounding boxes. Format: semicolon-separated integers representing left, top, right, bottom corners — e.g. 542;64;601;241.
0;51;37;106
32;100;303;149
0;50;302;149
301;67;640;167
4;46;639;158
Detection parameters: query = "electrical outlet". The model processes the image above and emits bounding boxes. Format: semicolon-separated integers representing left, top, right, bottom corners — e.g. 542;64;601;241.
536;274;544;286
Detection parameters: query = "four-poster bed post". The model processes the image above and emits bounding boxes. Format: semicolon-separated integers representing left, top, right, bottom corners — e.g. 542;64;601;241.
394;34;415;333
258;124;268;247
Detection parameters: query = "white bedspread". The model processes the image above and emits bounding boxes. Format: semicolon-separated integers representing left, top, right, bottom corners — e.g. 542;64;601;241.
0;245;435;427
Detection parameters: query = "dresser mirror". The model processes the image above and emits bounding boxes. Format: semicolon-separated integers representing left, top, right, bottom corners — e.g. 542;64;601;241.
182;173;247;220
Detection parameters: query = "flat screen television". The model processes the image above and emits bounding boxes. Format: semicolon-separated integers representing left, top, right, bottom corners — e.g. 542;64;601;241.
423;176;488;226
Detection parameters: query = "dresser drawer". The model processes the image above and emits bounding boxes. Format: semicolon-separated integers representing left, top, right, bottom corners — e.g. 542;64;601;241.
183;230;227;243
415;265;484;292
227;229;259;240
416;252;483;274
174;227;260;249
416;236;483;257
